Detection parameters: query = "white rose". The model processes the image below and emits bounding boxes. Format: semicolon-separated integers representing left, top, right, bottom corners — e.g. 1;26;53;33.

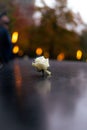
32;56;51;75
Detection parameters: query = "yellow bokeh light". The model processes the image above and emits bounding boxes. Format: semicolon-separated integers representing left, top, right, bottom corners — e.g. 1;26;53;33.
12;46;19;54
36;48;43;55
76;50;82;60
57;53;65;61
12;32;18;43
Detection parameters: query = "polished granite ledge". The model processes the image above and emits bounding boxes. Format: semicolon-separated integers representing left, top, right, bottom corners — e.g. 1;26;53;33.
0;58;87;130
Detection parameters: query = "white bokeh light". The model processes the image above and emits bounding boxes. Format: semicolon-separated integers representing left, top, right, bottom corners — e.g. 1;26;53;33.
68;0;87;23
35;0;44;7
43;0;56;8
35;0;56;8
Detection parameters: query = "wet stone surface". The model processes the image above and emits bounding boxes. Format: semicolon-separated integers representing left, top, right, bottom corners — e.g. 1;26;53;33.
0;58;87;130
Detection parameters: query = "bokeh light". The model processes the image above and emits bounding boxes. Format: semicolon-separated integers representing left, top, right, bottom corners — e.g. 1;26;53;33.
57;53;65;61
36;48;43;55
12;32;18;43
76;50;82;60
12;46;19;54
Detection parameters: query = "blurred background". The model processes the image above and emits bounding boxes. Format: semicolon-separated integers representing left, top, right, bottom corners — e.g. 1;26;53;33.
1;0;87;61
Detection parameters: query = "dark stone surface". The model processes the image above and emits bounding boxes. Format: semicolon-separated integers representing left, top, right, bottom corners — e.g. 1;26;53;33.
0;58;87;130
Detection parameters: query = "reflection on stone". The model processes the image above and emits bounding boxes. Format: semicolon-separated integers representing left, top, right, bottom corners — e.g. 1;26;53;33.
13;63;22;97
36;79;51;95
0;59;87;130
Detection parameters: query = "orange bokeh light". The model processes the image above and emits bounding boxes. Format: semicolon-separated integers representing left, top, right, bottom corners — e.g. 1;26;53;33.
36;48;43;55
57;53;65;61
12;46;19;54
